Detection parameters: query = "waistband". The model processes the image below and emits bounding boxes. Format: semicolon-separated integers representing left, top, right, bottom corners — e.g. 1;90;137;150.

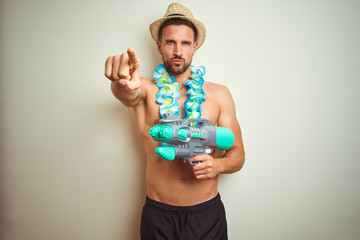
145;194;221;214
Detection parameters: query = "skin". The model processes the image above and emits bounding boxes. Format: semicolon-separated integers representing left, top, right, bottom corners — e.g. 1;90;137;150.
105;24;245;206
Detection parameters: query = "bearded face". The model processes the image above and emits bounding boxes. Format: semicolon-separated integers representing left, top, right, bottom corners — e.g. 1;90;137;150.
157;24;198;77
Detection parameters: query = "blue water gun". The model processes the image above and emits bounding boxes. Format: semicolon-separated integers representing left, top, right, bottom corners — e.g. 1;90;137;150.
149;114;235;165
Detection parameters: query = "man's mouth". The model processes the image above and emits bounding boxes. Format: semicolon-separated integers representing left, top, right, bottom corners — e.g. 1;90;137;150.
171;58;184;64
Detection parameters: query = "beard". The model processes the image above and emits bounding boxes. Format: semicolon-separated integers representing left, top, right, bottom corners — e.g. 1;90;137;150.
163;56;192;76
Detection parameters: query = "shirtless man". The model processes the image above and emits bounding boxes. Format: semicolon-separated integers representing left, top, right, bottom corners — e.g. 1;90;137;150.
105;3;245;240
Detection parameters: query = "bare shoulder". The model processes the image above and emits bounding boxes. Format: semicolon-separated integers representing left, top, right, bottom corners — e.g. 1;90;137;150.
140;77;157;92
203;81;232;99
140;77;154;86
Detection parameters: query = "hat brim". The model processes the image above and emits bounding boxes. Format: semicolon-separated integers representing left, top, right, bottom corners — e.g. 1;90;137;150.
149;16;206;49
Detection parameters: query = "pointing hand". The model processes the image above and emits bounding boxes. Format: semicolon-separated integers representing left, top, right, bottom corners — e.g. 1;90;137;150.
105;48;141;91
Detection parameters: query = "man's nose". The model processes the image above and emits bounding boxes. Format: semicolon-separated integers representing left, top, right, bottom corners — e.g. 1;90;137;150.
174;44;182;56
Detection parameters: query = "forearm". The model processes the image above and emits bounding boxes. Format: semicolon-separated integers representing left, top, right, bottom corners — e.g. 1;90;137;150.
218;146;245;174
111;81;144;107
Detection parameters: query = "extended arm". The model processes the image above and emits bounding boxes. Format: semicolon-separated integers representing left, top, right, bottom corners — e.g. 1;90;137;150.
105;48;145;107
192;85;245;179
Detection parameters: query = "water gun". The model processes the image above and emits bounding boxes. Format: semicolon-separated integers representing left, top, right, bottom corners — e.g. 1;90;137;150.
149;114;235;165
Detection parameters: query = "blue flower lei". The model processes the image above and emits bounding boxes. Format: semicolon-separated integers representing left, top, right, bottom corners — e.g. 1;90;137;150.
154;64;206;119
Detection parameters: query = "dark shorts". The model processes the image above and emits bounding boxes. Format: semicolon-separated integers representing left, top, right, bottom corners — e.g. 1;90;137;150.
140;194;228;240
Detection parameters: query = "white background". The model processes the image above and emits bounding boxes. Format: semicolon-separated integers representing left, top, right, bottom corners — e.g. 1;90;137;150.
1;0;359;239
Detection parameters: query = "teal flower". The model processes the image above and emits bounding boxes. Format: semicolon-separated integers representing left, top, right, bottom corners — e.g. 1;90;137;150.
188;111;201;119
153;64;167;79
156;83;180;101
184;101;201;110
155;75;176;86
186;89;205;99
185;80;204;90
154;64;175;85
197;66;206;76
159;101;180;117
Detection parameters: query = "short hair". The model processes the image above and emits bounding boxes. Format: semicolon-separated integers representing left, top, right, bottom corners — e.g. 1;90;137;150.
158;18;198;42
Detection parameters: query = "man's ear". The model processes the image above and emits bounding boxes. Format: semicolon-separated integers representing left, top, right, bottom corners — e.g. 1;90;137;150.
193;42;199;55
156;41;162;55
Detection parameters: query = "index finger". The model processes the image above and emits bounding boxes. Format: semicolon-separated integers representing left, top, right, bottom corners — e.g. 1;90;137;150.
127;48;140;69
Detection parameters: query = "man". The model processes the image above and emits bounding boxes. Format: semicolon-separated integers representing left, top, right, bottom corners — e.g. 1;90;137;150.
105;3;245;240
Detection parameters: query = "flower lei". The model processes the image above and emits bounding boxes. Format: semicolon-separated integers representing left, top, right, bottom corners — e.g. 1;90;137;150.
154;64;206;120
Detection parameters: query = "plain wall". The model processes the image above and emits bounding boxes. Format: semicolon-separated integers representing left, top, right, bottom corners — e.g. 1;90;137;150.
1;0;359;239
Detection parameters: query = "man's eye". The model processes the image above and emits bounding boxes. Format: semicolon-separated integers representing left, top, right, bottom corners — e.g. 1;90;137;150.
167;41;174;45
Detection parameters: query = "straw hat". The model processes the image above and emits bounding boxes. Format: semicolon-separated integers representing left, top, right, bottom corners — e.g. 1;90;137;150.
149;3;206;49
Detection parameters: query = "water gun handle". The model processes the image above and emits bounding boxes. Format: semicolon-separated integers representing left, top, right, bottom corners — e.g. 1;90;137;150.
185;157;199;165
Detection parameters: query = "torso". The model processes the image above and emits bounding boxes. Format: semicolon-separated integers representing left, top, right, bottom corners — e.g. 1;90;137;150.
133;77;223;206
